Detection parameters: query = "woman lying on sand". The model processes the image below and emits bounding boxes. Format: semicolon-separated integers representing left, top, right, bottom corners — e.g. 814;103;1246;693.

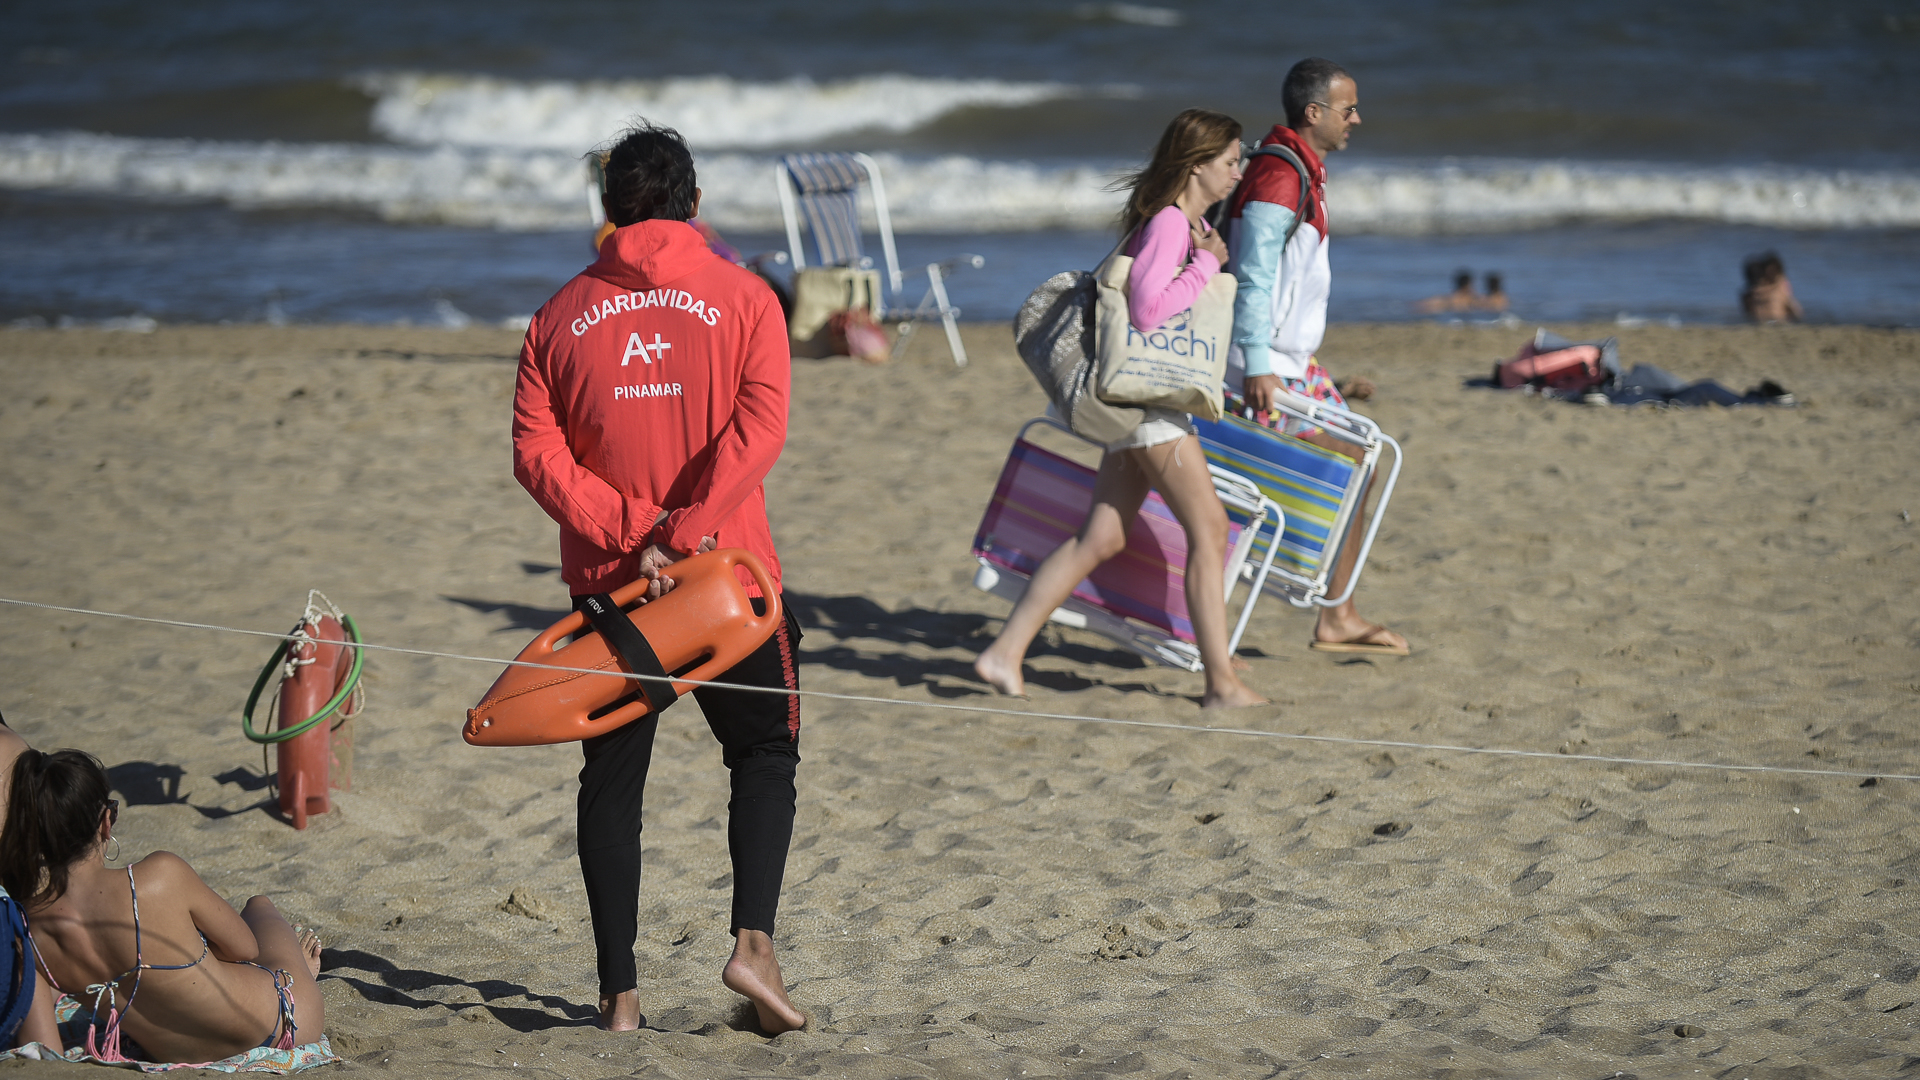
976;109;1266;709
0;749;323;1062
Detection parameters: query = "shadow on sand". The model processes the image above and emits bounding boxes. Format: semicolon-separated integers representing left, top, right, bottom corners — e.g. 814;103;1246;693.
440;588;1175;701
322;947;597;1033
108;761;276;821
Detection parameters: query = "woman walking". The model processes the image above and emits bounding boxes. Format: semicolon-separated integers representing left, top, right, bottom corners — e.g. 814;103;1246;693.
977;109;1266;709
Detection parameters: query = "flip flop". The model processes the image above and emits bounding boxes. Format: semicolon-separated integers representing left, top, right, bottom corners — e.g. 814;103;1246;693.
1310;629;1409;656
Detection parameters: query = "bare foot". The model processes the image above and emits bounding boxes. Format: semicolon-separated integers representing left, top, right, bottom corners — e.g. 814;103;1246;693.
972;650;1026;697
721;930;806;1034
597;989;643;1032
1311;617;1409;656
1201;678;1268;710
296;928;323;980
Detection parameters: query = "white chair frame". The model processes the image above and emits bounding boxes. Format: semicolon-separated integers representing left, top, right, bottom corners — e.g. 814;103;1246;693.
773;153;980;366
1197;386;1404;610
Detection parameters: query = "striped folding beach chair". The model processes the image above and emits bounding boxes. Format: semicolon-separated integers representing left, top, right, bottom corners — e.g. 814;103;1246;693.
775;152;982;365
1192;387;1403;609
969;417;1283;672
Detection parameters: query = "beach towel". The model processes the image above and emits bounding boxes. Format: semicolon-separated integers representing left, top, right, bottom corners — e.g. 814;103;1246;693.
0;996;340;1073
2;1040;340;1074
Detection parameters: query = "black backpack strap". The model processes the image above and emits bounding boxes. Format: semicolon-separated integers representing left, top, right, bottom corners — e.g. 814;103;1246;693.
578;592;679;713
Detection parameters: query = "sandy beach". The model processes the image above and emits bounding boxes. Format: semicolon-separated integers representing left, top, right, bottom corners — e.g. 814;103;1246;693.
1;320;1917;1078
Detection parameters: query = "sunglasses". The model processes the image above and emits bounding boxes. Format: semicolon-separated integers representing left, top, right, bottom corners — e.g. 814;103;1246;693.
1309;101;1361;120
104;799;119;826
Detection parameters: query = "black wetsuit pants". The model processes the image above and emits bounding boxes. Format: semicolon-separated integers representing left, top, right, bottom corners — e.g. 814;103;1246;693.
572;595;802;998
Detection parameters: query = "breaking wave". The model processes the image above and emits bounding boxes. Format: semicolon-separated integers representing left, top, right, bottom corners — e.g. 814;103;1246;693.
2;133;1916;235
356;72;1080;152
0;133;1117;231
1332;159;1920;234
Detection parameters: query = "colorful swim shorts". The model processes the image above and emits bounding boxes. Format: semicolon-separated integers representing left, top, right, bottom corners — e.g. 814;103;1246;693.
1275;359;1346;437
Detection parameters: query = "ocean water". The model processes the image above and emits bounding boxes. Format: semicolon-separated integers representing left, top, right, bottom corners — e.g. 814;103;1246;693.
3;0;1917;327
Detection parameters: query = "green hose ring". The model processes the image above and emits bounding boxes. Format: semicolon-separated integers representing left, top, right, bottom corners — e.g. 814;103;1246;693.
241;613;363;744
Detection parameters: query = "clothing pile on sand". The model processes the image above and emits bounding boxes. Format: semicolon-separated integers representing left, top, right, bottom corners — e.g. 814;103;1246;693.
1485;329;1796;408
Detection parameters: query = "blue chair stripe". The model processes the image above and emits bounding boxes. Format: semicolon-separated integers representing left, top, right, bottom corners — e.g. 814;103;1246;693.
1193;413;1357;580
783;153;870;268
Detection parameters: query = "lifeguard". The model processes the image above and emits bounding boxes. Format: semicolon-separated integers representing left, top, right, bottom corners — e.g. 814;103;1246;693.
511;120;806;1035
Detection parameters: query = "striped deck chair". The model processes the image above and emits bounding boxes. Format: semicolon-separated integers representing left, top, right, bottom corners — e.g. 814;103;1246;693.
774;152;981;365
1192;386;1403;609
970;417;1283;672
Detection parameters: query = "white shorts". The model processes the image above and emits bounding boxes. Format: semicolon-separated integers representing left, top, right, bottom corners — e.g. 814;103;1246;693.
1105;408;1194;452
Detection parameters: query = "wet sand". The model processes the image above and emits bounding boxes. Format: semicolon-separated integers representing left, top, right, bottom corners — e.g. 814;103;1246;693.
1;321;1917;1078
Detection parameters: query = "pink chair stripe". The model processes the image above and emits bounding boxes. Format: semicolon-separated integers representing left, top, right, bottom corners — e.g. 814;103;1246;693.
972;439;1245;642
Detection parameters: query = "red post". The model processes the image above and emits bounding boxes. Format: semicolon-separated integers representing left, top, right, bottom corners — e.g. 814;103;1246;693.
276;615;347;829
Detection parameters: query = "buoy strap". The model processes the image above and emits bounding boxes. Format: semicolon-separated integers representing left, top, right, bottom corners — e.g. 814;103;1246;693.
578;594;678;714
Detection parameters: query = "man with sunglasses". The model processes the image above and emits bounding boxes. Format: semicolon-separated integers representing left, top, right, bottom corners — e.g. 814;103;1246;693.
1224;57;1409;657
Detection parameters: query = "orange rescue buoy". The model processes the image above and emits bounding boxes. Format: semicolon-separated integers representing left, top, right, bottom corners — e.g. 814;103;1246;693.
465;548;781;747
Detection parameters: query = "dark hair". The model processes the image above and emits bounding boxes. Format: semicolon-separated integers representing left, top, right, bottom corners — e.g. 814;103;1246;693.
1452;269;1473;291
1484;272;1504;293
1743;251;1785;286
1114;108;1242;238
0;749;112;909
1283;57;1354;128
599;121;698;227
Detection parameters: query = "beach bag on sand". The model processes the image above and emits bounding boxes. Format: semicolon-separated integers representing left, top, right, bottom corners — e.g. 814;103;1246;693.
1496;329;1621;393
1013;267;1146;444
1093;240;1235;421
790;266;883;348
825;308;890;363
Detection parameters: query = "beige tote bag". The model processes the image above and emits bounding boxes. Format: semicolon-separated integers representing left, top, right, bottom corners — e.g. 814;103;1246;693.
789;266;883;344
1092;242;1236;421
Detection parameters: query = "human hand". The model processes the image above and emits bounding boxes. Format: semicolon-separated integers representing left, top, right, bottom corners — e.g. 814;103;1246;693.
1244;373;1284;415
1193;222;1229;268
633;536;717;602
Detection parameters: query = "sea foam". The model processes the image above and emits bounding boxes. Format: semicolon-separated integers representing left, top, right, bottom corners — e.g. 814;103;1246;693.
3;133;1916;235
356;72;1077;152
1334;159;1920;234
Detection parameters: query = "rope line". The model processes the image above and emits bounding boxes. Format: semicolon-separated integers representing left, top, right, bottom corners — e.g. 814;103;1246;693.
2;595;1909;783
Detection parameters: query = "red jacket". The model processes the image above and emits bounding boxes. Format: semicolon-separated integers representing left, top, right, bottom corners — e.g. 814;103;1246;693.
514;219;789;596
1227;124;1327;232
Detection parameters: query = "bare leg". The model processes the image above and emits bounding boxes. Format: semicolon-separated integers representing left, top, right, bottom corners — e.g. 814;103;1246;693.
1299;429;1407;653
721;929;805;1034
597;990;642;1032
1131;436;1266;708
241;896;325;1048
974;451;1149;696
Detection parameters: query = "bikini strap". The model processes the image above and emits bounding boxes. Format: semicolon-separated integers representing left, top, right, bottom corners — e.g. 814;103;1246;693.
32;939;61;995
26;867;145;1062
125;863;208;972
125;866;141;968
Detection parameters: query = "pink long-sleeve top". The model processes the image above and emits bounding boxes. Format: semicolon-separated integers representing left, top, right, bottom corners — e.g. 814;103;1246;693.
1123;203;1221;332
